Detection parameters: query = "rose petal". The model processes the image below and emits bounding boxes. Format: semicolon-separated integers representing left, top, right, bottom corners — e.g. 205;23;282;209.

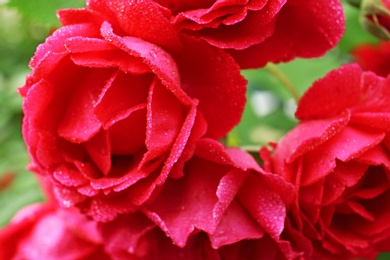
357;145;390;169
22;81;67;167
58;70;113;143
89;0;181;52
144;157;227;247
321;162;365;206
342;201;375;221
210;199;264;248
108;107;147;155
352;41;390;77
0;204;103;260
219;235;289;260
226;147;262;171
214;169;249;223
274;115;350;166
351;112;390;130
299;179;324;221
238;174;287;239
229;0;345;68
156;101;199;184
168;111;208;179
66;37;116;53
300;125;385;185
145;79;186;158
0;203;53;260
345;191;390;237
296;64;363;119
85;196;138;222
99;212;155;257
53;164;89;187
194;138;235;165
89;155;145;191
176;36;246;139
100;22;184;96
83;130;111;176
53;186;85;208
57;8;103;26
191;7;279;49
29;24;100;69
326;225;370;255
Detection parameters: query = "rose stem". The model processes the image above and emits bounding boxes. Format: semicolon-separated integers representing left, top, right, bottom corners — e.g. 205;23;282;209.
265;63;300;102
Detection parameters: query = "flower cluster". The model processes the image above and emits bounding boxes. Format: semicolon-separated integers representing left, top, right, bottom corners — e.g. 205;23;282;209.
2;0;390;259
262;64;390;259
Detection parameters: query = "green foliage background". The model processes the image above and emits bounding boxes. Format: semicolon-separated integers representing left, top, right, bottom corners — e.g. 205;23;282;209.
0;1;388;258
0;0;85;228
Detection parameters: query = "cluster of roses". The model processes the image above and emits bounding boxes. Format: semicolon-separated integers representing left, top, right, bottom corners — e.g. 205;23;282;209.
2;0;390;259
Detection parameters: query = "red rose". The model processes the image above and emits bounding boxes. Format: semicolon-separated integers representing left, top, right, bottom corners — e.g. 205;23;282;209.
268;64;390;259
352;41;390;77
0;203;109;260
155;0;345;68
0;202;219;260
97;211;220;259
0;201;299;260
20;0;246;221
143;138;300;259
101;212;306;260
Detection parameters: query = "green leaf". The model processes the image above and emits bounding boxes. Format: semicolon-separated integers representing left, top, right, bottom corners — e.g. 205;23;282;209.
377;253;390;260
7;0;85;27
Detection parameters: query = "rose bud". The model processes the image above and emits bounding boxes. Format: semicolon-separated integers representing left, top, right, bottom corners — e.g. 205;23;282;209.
352;40;390;77
20;0;246;222
268;64;390;259
155;0;345;68
360;0;390;39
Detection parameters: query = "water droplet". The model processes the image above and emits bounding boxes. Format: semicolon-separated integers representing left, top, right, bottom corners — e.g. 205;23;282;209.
149;49;158;59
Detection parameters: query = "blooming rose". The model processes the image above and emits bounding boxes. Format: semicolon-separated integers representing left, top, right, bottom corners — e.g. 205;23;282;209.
98;212;220;259
0;202;170;260
0;140;303;259
268;64;390;259
154;0;345;68
101;212;308;260
20;0;246;221
142;138;301;259
352;40;390;77
0;200;302;260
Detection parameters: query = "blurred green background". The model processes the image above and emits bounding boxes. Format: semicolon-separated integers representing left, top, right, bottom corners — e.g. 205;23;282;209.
0;0;86;226
0;0;388;258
